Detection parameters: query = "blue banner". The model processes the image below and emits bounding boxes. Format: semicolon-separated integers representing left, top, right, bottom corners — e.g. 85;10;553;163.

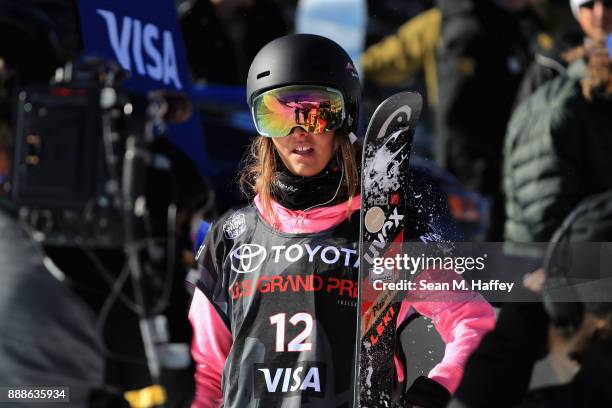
76;0;211;176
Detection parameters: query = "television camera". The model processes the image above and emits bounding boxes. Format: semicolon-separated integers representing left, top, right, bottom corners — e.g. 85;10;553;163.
0;57;193;394
4;58;191;249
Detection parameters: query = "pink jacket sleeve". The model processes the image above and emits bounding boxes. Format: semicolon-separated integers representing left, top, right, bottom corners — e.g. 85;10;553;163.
189;288;232;408
399;269;496;394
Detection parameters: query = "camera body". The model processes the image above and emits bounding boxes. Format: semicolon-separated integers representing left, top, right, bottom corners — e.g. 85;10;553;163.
6;60;159;248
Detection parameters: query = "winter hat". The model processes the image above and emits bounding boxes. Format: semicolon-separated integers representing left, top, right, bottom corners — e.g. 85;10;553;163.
571;0;592;18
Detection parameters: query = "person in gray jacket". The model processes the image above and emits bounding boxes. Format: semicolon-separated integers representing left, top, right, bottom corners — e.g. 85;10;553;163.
504;0;612;244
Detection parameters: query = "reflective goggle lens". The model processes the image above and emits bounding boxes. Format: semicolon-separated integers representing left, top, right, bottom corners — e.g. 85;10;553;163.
251;85;345;137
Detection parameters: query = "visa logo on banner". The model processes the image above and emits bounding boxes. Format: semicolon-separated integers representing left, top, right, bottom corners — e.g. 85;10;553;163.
97;9;182;89
77;0;211;177
77;0;192;93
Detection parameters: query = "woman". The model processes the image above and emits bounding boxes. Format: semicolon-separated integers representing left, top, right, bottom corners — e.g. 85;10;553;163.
189;34;495;408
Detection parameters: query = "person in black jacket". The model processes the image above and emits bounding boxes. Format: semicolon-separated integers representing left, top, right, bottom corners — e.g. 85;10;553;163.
435;0;545;240
449;189;612;408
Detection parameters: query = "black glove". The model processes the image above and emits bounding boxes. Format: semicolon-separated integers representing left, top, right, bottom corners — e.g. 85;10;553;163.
400;376;451;408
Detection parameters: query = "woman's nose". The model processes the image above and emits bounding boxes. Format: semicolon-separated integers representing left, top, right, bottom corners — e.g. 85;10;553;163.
289;126;308;137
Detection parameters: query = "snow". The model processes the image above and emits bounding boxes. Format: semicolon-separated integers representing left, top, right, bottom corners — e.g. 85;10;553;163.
363;128;410;206
365;366;373;388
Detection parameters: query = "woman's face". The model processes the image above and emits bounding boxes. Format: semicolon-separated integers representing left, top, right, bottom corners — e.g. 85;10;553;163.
271;127;337;177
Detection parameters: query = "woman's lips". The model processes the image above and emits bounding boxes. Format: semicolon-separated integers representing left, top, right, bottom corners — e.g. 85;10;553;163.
292;146;314;156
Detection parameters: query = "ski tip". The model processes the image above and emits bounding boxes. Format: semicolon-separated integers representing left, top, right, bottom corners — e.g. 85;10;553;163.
363;91;423;144
385;92;422;113
366;91;423;131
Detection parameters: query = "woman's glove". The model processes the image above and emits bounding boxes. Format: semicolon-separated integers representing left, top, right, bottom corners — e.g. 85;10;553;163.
398;376;451;408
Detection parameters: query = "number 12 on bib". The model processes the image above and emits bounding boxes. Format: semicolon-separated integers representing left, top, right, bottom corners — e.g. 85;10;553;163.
354;92;422;407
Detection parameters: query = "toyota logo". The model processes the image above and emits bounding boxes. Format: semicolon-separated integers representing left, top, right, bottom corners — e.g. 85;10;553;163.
230;244;267;274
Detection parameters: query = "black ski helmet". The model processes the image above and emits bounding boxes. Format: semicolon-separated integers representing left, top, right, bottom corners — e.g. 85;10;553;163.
246;34;361;135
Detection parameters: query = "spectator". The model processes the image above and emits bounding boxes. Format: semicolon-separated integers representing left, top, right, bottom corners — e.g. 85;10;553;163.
361;7;441;109
513;5;583;106
449;188;612;408
435;0;545;240
360;6;441;157
504;0;612;244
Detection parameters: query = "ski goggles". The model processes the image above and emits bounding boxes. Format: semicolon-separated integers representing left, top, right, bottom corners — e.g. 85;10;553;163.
251;85;346;137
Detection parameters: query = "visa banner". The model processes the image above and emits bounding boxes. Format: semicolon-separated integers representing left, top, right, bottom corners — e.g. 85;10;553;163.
76;0;211;176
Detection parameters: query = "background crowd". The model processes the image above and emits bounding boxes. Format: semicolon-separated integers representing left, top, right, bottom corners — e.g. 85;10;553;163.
0;0;611;407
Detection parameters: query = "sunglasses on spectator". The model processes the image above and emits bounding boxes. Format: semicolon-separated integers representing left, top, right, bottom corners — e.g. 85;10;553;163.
580;0;612;9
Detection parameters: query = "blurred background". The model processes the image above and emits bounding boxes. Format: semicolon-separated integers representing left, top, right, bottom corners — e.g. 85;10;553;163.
0;0;611;406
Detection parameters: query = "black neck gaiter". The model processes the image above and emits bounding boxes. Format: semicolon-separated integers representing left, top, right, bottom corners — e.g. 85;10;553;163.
271;155;345;211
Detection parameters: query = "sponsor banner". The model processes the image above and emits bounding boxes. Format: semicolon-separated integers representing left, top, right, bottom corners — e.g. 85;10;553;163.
76;0;211;176
77;0;191;93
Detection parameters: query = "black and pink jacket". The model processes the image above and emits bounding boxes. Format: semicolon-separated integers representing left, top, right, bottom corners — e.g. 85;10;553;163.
189;195;495;407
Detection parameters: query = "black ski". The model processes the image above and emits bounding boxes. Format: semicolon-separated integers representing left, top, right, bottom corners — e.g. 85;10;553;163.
354;92;422;407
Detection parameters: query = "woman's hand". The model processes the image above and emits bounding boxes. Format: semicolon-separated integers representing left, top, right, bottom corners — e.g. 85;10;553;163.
395;376;451;408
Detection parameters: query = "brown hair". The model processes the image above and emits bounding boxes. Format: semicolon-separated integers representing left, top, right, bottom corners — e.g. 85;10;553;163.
239;130;361;223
